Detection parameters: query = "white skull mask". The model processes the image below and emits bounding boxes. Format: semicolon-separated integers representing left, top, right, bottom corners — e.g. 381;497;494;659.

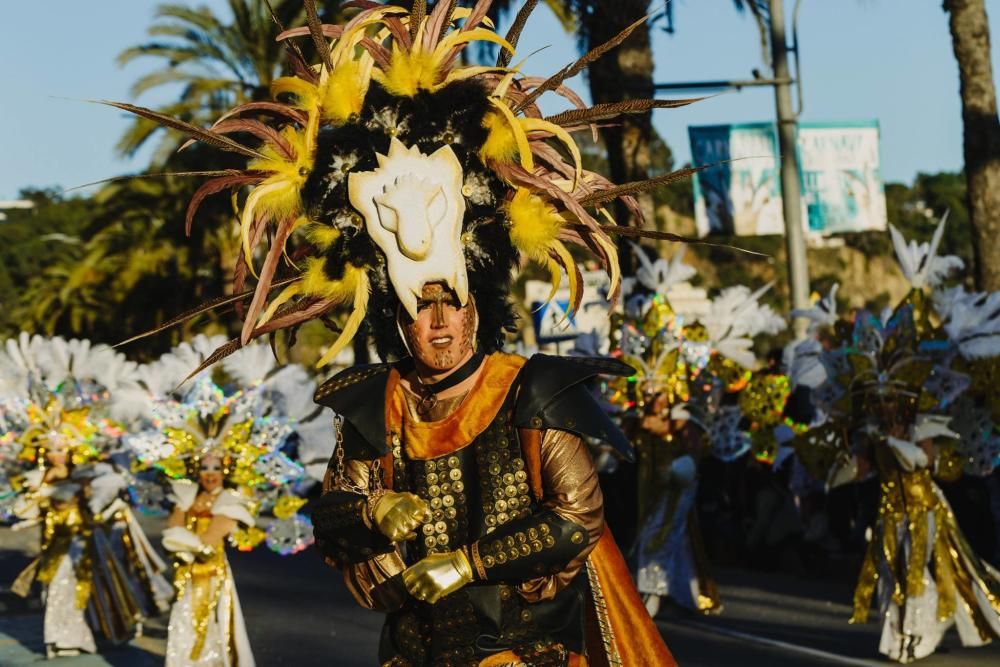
348;137;468;319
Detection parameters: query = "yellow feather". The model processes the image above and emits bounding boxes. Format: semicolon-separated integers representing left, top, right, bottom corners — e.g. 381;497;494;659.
271;77;319;113
372;46;440;97
550;239;580;319
239;182;279;269
439;64;506;89
492;56;531;99
506;188;563;262
315;270;370;368
593;232;621;296
432;29;513;63
257;281;302;326
257;179;302;226
539;256;562;311
480;110;518;164
299;257;346;298
330;6;407;65
484;98;533;171
304;223;341;251
320;61;368;125
446;7;495;28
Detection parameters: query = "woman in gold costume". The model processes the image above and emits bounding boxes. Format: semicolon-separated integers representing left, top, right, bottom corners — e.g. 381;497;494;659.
162;453;256;667
3;335;172;659
125;336;326;667
612;244;786;617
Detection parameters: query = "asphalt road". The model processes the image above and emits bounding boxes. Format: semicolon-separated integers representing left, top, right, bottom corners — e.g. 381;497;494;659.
3;524;1000;666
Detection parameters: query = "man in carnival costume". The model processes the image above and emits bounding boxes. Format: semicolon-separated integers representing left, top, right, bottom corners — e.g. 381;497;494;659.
108;1;706;663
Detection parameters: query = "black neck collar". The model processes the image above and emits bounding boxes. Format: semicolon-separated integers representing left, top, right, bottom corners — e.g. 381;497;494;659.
416;352;485;396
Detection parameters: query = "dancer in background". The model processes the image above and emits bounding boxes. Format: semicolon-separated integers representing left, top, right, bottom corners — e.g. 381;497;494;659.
1;334;170;658
609;243;786;616
125;335;333;667
790;218;1000;662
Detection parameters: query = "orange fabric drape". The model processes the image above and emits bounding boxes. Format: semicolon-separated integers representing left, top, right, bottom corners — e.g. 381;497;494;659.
587;530;677;666
397;354;525;460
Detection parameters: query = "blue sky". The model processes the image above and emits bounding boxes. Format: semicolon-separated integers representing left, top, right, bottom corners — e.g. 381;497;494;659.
1;0;998;199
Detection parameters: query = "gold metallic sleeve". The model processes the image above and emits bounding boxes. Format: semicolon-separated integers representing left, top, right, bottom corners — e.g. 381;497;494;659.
516;429;605;602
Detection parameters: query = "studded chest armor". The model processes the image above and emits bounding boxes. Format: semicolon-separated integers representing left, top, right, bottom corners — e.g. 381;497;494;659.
313;354;639;667
389;389;536;561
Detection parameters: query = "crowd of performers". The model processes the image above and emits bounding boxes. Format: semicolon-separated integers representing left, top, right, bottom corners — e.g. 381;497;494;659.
2;1;999;665
3;223;999;665
1;335;330;663
596;218;1000;663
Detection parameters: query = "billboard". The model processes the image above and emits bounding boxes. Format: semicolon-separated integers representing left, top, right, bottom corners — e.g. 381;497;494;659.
689;121;887;237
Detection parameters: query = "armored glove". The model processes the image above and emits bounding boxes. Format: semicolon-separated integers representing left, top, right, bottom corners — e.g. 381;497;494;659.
402;549;474;604
372;491;432;542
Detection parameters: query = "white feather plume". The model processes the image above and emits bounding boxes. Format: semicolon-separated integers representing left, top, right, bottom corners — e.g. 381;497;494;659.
629;242;697;294
792;284;839;333
935;286;1000;359
132;335;335;481
703;284;787;368
0;333;143;421
889;213;963;289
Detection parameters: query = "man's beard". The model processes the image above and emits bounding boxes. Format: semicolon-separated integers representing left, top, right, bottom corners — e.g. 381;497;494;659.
430;349;456;368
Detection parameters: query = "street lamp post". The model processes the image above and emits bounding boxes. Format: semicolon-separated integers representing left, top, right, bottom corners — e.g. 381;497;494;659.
768;0;811;337
654;0;812;337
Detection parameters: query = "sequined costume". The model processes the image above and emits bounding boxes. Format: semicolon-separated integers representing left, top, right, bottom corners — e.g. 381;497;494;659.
11;467;171;654
313;353;675;666
163;480;255;667
123;336;333;666
2;334;172;658
610;244;785;615
788;217;1000;662
849;435;1000;662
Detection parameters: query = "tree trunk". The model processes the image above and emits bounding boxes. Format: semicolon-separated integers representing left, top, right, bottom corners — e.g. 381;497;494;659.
943;0;1000;290
582;0;655;274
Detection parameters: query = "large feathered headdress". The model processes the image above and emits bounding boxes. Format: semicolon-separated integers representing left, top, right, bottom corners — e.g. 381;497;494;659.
108;0;703;366
0;333;142;468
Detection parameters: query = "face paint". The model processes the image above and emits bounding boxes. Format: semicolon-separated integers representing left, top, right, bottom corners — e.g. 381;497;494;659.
400;283;477;374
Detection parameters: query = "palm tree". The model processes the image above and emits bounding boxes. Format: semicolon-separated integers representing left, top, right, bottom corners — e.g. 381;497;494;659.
942;0;1000;291
14;152;239;354
117;0;344;163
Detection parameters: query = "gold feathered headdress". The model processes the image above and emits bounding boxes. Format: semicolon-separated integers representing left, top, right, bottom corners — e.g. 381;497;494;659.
110;0;702;367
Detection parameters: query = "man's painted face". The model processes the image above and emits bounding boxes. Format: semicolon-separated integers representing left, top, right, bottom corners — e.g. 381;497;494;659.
400;283;476;372
199;455;224;493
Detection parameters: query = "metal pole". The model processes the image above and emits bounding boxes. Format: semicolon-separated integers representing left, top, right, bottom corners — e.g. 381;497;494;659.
769;0;811;337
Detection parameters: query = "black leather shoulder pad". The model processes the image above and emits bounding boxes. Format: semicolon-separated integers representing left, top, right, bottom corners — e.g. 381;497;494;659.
314;363;394;459
513;354;635;462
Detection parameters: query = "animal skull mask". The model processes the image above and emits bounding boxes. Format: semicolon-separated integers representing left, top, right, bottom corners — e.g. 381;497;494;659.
348;137;468;319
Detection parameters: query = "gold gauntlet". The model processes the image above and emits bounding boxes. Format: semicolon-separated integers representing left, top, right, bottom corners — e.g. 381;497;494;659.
371;491;432;542
402;549;474;604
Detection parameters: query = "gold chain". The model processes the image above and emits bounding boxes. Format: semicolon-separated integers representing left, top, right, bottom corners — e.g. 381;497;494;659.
332;414;384;496
332;415;365;495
